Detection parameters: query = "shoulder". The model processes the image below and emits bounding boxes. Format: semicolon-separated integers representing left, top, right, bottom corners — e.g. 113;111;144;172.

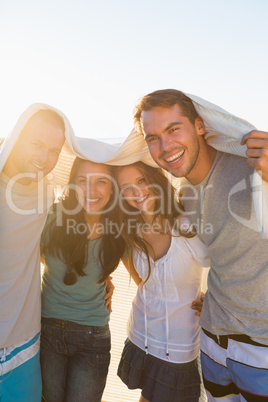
173;215;193;234
173;216;210;267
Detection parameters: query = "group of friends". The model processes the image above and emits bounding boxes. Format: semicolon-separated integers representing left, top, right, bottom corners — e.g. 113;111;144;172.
1;89;268;402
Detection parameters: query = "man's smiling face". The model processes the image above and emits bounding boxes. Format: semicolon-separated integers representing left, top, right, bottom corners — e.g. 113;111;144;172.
3;112;65;185
141;104;205;181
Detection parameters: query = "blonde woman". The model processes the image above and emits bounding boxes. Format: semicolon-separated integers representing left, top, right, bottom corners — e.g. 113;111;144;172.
115;162;209;402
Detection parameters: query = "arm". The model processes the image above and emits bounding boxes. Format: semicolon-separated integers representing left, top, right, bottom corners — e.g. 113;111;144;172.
121;257;142;286
241;130;268;181
40;246;44;264
104;276;115;312
191;292;205;317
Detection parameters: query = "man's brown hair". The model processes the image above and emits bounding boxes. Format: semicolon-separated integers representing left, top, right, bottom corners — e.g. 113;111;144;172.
133;89;199;133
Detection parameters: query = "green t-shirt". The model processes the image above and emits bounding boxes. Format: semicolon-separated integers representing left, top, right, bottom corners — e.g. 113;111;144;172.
41;212;110;326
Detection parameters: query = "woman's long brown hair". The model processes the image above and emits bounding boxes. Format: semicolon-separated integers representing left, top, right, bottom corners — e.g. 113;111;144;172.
45;157;125;283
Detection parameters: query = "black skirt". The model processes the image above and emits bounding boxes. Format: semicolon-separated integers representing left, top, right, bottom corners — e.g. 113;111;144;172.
117;339;200;402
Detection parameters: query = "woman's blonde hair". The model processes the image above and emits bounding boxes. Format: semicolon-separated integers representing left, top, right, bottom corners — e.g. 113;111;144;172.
114;161;195;283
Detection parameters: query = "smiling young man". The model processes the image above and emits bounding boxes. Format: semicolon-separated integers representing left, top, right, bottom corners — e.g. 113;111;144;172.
138;102;216;185
0;108;66;402
3;110;65;185
133;89;268;401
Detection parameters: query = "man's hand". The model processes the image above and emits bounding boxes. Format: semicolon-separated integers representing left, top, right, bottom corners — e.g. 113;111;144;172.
104;276;115;312
191;292;205;317
241;130;268;181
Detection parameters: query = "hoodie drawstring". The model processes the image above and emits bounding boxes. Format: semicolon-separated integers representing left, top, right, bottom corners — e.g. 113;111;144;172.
163;260;170;359
142;256;171;359
141;258;149;354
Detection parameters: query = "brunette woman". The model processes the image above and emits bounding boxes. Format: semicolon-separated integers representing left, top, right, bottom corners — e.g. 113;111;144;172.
40;157;125;402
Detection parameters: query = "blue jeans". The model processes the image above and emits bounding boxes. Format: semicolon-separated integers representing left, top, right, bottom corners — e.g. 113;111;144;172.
40;317;111;402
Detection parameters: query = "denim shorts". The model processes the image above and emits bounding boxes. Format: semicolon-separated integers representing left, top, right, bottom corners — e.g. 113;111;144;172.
40;317;111;402
118;338;200;402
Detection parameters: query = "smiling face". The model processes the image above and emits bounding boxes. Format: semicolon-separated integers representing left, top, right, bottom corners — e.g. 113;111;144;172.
117;165;156;216
74;161;113;215
3;111;65;185
141;104;206;182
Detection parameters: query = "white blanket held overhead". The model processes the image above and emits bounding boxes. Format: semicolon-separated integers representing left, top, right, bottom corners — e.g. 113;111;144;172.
186;93;268;239
87;92;266;239
1;95;267;238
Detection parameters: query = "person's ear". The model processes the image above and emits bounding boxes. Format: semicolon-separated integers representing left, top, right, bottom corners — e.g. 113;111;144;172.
195;117;206;136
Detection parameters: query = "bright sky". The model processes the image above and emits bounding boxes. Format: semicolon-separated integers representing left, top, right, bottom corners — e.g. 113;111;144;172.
1;0;267;139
